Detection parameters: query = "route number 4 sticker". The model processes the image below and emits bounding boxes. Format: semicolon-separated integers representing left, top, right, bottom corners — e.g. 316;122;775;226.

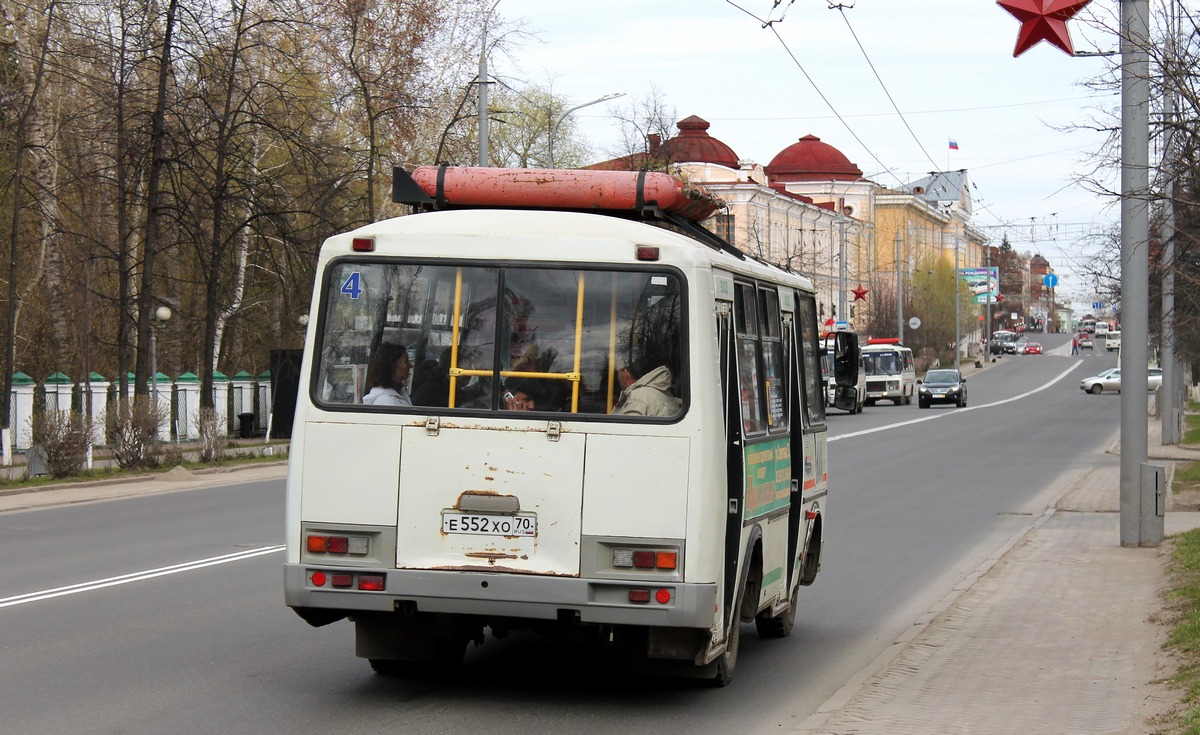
340;272;363;299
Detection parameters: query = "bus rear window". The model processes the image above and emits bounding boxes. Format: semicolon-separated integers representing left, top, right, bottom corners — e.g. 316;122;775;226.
312;261;684;417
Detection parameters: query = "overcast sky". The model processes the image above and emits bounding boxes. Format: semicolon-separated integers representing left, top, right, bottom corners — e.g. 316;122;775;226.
493;0;1133;304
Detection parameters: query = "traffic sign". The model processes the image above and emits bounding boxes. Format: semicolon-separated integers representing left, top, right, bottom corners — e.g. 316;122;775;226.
1043;273;1058;288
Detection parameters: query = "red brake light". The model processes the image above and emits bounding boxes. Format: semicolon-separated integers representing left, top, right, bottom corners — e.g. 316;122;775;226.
632;550;656;568
326;536;349;554
636;246;659;261
358;575;385;591
628;589;651;603
352;237;375;252
655;588;672;604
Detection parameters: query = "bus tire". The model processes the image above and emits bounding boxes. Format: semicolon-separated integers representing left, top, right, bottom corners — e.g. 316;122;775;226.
755;584;798;639
369;659;405;676
712;618;740;687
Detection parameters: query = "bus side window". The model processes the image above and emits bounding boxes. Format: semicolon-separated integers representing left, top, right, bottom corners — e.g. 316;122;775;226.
758;288;787;432
734;283;765;435
795;294;825;427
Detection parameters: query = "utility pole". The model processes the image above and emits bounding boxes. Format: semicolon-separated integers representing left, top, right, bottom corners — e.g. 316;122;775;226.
838;218;847;322
954;236;961;373
985;245;992;360
1118;0;1161;547
895;230;903;342
1161;0;1181;445
477;20;489;167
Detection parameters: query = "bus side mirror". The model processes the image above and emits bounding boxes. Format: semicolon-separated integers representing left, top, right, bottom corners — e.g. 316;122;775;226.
833;332;859;387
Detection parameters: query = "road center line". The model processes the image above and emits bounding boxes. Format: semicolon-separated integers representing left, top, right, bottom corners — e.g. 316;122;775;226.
830;360;1082;443
0;545;284;609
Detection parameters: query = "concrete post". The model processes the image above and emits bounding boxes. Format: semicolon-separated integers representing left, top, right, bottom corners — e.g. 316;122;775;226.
174;372;200;440
43;372;73;415
11;372;35;451
152;370;171;439
86;373;110;446
258;371;272;438
212;371;230;436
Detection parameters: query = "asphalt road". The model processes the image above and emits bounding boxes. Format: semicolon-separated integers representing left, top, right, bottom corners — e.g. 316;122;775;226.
0;333;1124;734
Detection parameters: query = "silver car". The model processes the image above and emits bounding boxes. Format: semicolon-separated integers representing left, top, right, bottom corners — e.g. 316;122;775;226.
1079;367;1163;394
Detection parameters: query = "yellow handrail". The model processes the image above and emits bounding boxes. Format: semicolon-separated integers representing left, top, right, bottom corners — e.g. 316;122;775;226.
447;268;464;408
571;275;585;413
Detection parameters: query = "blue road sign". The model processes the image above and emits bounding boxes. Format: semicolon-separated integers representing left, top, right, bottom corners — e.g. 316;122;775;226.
1043;273;1059;288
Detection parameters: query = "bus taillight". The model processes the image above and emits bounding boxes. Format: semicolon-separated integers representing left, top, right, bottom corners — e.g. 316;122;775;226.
612;547;679;570
306;534;369;555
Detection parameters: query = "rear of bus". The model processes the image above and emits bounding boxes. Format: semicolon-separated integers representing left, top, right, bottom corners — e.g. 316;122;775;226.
283;200;826;684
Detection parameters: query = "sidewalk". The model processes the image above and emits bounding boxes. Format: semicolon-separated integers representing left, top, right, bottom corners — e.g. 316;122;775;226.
0;459;288;513
793;415;1200;734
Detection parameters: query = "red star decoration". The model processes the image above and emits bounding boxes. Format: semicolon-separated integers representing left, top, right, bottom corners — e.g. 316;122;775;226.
997;0;1091;57
852;285;869;302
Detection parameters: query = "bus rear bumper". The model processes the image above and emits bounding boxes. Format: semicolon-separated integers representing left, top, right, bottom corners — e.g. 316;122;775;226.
284;564;718;628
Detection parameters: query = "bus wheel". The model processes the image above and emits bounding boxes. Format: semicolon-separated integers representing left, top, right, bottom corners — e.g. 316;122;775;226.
712;619;740;687
369;659;405;676
755;584;798;639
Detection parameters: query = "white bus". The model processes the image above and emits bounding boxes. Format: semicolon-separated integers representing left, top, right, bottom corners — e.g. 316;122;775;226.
861;339;916;405
284;166;856;686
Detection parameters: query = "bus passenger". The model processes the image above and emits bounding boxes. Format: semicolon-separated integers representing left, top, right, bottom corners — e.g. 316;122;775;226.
504;379;541;411
362;343;413;406
612;358;681;417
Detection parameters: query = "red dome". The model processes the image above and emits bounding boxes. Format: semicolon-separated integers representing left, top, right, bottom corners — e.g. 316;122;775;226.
662;115;739;168
766;134;863;181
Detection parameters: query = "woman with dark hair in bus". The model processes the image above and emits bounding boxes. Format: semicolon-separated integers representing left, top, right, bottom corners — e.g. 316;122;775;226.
362;343;412;406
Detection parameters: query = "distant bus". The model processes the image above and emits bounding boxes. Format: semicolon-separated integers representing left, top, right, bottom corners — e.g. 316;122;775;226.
861;339;915;405
1078;318;1097;334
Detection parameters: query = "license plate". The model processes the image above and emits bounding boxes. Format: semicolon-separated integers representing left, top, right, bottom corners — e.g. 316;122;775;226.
442;512;537;537
933;393;945;398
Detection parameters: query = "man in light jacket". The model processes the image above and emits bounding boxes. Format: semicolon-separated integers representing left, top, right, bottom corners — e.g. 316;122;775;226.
612;358;681;417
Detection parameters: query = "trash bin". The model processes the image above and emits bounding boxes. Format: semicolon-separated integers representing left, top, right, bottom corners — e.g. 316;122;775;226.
237;413;255;439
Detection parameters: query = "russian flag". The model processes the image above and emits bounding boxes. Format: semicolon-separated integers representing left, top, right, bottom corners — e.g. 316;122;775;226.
948;139;959;150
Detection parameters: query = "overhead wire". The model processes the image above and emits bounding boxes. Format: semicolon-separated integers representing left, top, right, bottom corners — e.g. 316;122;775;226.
831;4;941;172
723;0;906;189
726;0;1113;292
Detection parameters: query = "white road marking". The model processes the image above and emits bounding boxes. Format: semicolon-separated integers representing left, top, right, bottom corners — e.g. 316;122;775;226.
830;360;1082;442
0;545;284;609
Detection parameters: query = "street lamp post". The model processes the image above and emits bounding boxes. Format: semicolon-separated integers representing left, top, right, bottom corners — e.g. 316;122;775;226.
548;93;624;167
150;305;171;436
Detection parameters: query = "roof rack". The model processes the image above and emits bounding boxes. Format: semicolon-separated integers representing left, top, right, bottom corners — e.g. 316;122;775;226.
392;165;744;260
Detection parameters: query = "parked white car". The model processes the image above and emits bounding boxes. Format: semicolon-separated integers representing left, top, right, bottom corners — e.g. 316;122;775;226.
1079;367;1163;394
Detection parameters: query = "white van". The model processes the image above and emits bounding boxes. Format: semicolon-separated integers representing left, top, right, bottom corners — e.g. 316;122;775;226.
1105;331;1121;352
861;341;916;405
